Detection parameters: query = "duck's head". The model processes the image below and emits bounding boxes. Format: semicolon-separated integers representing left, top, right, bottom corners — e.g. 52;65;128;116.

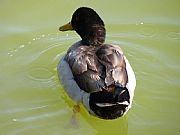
59;7;106;46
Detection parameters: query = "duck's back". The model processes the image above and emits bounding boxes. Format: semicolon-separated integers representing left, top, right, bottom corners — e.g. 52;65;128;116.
65;41;128;93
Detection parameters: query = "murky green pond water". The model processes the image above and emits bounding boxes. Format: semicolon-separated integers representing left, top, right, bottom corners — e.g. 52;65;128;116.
0;1;180;135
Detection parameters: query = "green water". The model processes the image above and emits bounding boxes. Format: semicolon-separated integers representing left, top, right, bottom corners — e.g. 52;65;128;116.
0;0;180;135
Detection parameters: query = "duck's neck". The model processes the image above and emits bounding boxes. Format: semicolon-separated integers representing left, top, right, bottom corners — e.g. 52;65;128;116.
81;25;106;46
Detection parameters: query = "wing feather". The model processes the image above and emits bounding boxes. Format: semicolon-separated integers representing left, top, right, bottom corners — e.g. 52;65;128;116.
96;44;128;87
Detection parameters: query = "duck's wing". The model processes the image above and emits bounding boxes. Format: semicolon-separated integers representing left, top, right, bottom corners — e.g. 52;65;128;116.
96;44;128;88
65;45;98;75
65;45;106;92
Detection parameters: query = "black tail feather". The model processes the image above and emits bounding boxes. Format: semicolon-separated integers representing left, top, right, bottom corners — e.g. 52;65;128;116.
89;86;130;119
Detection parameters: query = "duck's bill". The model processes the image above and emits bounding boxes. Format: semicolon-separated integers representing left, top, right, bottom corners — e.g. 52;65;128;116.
59;22;74;31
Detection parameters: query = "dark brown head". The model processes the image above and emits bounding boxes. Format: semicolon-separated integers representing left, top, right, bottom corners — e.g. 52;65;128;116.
59;7;106;46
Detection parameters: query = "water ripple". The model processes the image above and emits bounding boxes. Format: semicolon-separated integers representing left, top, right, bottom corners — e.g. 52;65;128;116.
13;109;66;123
167;31;180;39
27;68;53;81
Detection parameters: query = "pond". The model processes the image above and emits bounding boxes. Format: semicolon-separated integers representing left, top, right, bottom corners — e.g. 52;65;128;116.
0;0;180;135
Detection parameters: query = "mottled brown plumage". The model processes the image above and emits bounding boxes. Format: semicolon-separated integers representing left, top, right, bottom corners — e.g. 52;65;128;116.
65;42;128;93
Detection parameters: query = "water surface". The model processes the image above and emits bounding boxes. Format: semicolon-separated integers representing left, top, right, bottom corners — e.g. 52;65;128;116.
0;1;180;135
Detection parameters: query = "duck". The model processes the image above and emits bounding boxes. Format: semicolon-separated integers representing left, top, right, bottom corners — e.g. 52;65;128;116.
58;7;136;119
